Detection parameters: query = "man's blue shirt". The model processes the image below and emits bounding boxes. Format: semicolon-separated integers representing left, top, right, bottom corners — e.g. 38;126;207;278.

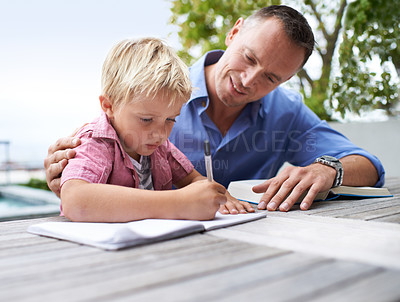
170;50;385;188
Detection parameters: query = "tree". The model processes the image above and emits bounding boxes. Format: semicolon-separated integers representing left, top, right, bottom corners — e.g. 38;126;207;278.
331;0;400;118
169;0;280;64
169;0;399;120
294;0;348;120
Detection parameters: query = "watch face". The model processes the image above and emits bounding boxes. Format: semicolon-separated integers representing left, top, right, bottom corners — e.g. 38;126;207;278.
321;155;339;162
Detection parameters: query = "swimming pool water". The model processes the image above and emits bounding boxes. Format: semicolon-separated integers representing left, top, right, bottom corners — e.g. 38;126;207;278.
0;186;60;221
0;196;46;211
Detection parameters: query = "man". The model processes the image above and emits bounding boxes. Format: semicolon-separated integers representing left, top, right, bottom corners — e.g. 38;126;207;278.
44;5;384;213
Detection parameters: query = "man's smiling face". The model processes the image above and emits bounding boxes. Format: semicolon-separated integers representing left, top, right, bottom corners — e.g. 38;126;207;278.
213;17;306;108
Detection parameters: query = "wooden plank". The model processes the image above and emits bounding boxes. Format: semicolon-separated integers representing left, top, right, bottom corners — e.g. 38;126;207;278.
1;216;68;235
214;262;384;302
0;234;226;279
108;252;332;302
311;199;400;219
371;213;400;223
305;196;399;217
0;243;100;279
1;235;229;292
1;235;287;301
263;195;400;223
0;235;64;250
0;240;76;258
0;231;41;243
385;177;400;195
122;259;384;302
306;269;400;302
339;205;400;220
209;214;400;270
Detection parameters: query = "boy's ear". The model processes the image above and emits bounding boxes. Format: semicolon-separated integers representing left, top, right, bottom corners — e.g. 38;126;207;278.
99;95;114;118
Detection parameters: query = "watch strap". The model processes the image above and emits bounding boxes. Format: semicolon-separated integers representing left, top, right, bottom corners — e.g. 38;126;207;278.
314;156;343;187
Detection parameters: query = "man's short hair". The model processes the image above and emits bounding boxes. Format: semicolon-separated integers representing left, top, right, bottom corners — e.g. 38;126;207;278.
245;5;315;67
101;38;192;108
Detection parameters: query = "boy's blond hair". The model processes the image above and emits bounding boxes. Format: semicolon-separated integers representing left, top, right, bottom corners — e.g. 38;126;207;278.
101;38;192;108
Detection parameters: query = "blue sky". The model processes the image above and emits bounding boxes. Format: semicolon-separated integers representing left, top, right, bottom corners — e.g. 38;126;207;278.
0;0;179;163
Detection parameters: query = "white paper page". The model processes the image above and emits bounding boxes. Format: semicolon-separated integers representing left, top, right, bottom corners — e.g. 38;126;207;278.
200;212;267;231
27;219;203;250
125;219;204;238
227;180;267;204
28;222;126;243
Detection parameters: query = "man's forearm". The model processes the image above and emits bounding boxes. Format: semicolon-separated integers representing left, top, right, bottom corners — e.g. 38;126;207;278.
340;155;379;186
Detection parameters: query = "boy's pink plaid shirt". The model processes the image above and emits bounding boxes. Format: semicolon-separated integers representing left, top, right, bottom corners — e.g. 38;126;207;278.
60;112;194;213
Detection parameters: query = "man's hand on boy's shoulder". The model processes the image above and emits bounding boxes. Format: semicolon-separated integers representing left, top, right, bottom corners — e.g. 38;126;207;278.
44;137;81;197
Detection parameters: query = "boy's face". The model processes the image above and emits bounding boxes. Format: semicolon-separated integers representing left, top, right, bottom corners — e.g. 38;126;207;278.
109;92;183;162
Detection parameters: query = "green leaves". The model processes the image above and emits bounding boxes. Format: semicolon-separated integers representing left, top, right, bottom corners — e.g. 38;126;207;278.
332;0;400;118
169;0;279;65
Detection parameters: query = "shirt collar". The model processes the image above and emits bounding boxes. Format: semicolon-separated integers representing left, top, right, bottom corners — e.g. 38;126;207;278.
91;112;120;141
90;112;139;169
189;50;224;105
251;100;263;121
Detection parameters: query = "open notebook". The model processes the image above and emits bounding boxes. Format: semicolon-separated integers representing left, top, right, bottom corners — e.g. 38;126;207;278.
27;212;266;250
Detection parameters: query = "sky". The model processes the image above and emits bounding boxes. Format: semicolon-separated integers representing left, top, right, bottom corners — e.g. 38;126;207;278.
0;0;182;164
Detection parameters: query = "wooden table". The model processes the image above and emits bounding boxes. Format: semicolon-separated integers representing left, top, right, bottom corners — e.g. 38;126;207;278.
1;177;400;302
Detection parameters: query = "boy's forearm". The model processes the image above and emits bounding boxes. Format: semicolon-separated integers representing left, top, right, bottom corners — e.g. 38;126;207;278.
174;169;205;188
61;180;185;222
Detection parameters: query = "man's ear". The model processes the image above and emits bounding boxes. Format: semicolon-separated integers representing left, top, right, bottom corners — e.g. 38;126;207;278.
99;95;114;118
225;17;244;47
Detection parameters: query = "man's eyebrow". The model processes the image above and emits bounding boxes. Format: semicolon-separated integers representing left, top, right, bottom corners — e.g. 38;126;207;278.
247;47;282;82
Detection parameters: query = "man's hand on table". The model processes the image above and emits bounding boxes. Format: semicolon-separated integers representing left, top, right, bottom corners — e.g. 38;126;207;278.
253;163;336;212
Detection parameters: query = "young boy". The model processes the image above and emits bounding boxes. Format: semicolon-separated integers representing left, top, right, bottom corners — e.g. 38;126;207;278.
60;38;227;222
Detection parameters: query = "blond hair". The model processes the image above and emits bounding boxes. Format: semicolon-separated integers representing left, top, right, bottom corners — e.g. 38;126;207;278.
101;38;192;108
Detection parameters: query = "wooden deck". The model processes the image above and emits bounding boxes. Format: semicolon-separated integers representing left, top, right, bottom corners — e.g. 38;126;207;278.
1;177;400;301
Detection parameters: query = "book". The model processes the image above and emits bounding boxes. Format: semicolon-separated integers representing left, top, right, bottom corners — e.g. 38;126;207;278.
27;212;266;250
227;179;393;204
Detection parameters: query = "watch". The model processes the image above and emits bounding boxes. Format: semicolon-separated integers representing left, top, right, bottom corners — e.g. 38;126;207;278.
314;155;343;187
